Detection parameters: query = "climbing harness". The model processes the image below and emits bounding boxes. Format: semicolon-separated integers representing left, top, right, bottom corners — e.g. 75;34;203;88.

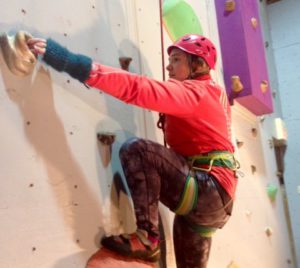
174;173;198;216
182;216;218;238
175;151;239;217
188;150;240;173
174;151;239;237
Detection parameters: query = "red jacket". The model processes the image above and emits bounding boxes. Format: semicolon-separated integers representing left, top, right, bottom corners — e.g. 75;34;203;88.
85;63;237;197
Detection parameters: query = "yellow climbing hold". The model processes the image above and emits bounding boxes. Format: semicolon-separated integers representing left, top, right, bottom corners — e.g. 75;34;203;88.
231;75;244;93
225;0;236;12
227;261;240;268
261;80;269;93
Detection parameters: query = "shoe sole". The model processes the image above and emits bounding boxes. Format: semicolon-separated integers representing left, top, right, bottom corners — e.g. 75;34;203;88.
101;240;160;262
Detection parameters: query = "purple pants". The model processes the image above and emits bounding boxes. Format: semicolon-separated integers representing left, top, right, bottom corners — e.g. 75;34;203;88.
119;138;233;268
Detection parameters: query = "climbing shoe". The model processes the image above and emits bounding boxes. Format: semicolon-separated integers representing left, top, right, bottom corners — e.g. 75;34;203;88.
101;229;160;262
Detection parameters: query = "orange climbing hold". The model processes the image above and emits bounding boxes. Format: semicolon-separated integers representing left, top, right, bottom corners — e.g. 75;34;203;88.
86;247;157;268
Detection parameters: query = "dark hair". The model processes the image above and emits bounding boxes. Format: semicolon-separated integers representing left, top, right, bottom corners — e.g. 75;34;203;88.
191;55;207;67
189;55;210;77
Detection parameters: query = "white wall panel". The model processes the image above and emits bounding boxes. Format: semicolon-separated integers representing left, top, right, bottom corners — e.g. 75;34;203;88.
208;104;294;268
0;1;162;267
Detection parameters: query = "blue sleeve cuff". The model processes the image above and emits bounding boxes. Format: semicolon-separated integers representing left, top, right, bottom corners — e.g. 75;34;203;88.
43;38;92;83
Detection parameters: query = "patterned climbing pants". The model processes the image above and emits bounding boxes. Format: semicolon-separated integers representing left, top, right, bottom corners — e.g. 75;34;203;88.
119;138;233;268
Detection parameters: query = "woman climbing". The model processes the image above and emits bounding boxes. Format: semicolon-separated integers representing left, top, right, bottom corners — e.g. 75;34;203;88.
27;33;238;268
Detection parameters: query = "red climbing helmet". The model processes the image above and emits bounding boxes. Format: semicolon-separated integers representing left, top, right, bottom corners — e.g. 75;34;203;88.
167;34;217;69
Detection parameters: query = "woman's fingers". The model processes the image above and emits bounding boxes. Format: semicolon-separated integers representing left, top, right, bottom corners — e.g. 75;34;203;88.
27;38;46;45
27;38;47;55
34;41;46;48
27;38;46;50
32;45;46;55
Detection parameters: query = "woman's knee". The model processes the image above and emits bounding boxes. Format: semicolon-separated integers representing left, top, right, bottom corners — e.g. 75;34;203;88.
119;137;147;157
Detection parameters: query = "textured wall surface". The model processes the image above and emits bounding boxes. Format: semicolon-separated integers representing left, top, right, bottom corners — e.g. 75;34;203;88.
0;1;164;267
0;0;296;267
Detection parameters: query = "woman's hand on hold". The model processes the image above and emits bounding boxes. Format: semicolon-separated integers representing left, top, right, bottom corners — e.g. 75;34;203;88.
27;38;47;56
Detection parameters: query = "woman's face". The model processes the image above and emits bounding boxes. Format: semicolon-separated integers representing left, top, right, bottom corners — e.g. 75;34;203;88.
166;48;190;81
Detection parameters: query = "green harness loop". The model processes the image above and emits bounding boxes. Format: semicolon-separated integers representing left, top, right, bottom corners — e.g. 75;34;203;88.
188;150;240;172
175;174;198;216
186;220;217;238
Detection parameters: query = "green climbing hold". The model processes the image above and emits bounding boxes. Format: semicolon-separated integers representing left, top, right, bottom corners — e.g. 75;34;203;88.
162;0;203;41
267;183;278;202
